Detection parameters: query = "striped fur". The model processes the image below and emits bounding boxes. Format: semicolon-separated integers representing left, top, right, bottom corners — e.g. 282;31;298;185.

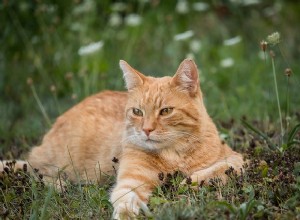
1;59;244;219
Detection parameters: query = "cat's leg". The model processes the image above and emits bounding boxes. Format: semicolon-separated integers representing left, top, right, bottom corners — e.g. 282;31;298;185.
110;151;160;219
0;160;28;174
187;153;244;185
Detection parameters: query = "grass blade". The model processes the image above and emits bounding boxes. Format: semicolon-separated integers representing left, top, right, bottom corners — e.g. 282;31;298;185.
287;140;300;148
241;119;276;150
287;123;300;144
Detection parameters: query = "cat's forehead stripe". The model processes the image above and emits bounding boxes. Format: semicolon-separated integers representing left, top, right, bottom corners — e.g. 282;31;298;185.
141;84;165;108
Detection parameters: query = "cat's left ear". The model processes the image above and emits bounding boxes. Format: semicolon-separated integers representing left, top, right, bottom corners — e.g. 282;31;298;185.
120;60;145;90
171;59;199;96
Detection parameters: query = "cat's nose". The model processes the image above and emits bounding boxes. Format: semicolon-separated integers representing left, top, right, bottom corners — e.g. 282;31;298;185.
143;128;154;137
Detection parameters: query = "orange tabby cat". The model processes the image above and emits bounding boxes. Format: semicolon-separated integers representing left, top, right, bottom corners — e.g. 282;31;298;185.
1;59;244;219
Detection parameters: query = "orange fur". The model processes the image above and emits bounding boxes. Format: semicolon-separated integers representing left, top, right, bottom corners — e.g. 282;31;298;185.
0;59;244;219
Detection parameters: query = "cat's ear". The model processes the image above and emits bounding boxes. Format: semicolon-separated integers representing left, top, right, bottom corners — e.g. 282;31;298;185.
120;60;145;90
171;59;199;96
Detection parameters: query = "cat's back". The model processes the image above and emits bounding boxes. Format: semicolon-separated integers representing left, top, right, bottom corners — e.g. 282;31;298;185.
48;90;128;141
57;90;128;124
74;90;128;115
28;91;128;181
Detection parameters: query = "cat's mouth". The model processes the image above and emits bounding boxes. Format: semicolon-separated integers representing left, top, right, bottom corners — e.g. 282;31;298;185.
145;138;160;143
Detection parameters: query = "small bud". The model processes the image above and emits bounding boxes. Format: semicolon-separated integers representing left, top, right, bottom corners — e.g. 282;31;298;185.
260;40;268;52
199;180;205;188
112;157;119;163
50;85;56;93
71;93;78;100
4;167;9;174
65;72;73;80
158;172;164;181
186;177;192;185
27;78;33;86
284;68;292;77
269;50;275;59
23;164;28;172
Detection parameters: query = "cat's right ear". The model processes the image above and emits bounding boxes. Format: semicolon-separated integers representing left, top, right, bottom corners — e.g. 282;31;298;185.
120;60;145;90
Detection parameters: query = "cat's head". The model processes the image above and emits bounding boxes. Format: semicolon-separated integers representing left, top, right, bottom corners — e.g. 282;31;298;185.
120;59;206;151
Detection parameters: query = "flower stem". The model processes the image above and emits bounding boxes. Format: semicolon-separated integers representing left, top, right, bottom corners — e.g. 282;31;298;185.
285;76;290;130
271;57;284;143
30;84;52;127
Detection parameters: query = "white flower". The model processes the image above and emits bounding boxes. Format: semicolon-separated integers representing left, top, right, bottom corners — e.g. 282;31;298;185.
267;32;280;45
220;58;234;68
73;0;94;15
242;0;260;6
189;40;202;52
176;0;189;14
174;30;194;41
78;41;104;56
109;13;122;27
111;2;127;12
192;2;209;11
125;14;142;26
230;0;260;5
223;36;242;46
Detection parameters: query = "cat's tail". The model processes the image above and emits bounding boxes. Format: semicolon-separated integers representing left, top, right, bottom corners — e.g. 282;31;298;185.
0;160;29;174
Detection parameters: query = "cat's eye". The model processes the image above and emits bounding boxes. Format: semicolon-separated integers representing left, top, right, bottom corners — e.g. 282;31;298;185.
160;107;173;116
132;108;143;116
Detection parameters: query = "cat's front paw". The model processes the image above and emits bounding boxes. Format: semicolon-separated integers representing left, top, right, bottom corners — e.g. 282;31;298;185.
111;190;150;220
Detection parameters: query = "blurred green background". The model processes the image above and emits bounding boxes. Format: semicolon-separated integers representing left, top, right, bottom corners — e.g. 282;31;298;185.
1;0;299;156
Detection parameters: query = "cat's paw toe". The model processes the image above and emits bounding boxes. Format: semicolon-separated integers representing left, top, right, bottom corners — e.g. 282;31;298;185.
113;203;139;220
112;191;150;219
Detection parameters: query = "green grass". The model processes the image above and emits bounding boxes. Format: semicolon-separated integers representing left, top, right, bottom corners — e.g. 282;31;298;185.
1;127;300;219
1;0;300;219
